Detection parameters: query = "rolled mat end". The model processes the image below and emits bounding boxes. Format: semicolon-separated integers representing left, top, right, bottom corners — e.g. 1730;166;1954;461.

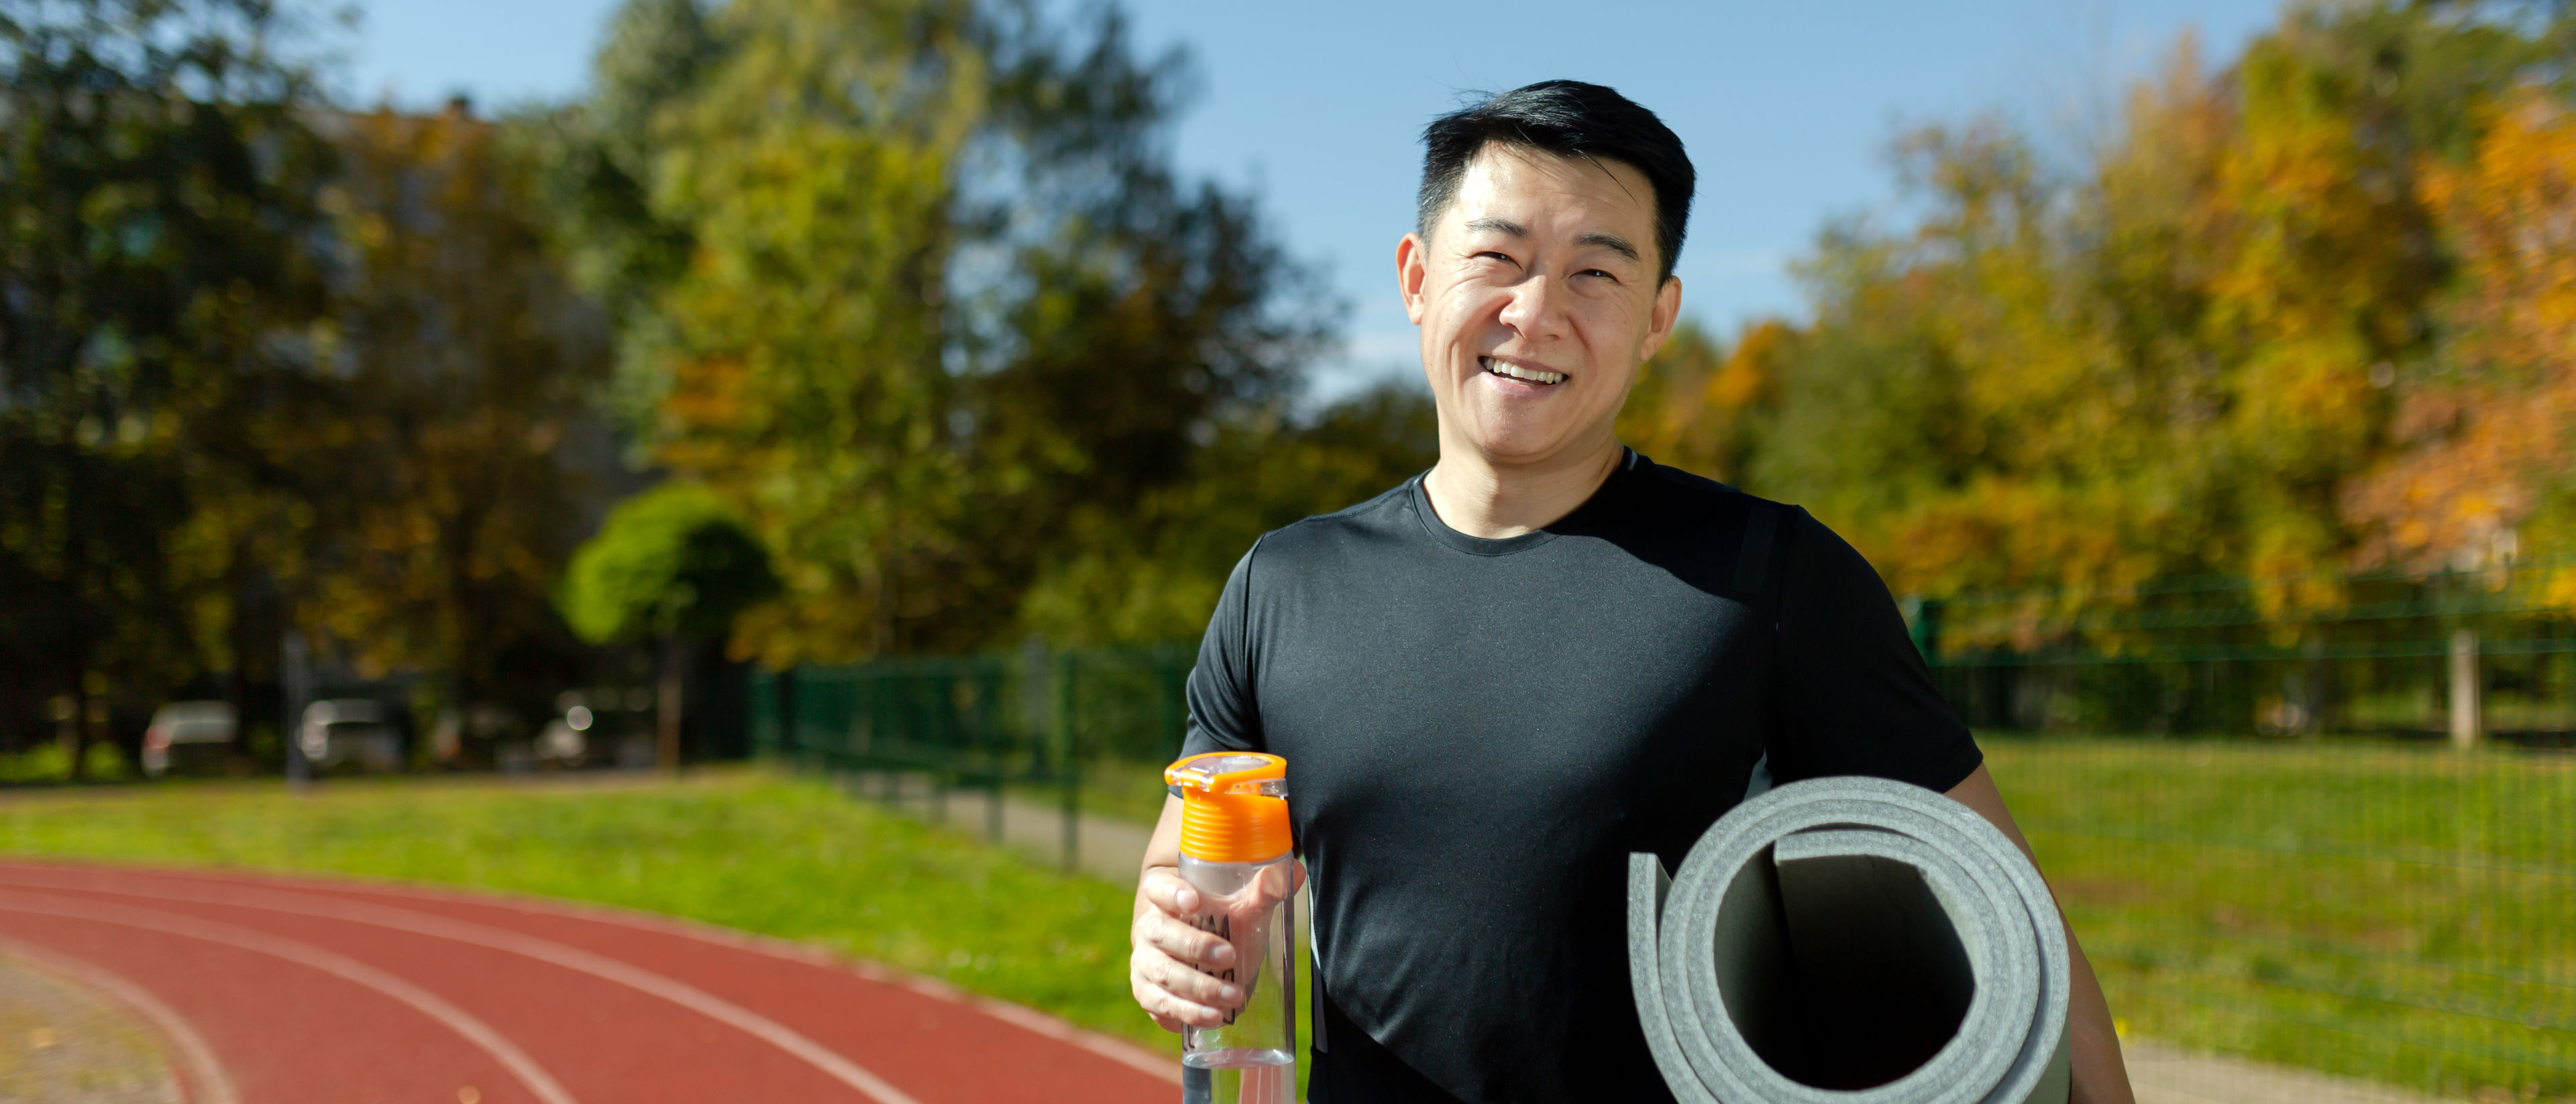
1629;776;2071;1104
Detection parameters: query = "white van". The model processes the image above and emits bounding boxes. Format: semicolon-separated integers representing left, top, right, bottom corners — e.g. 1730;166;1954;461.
143;701;237;778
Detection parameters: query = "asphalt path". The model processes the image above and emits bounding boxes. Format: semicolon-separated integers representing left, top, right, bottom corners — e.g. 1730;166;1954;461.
0;861;1177;1103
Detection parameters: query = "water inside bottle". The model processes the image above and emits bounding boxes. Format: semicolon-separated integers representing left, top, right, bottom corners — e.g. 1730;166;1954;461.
1181;1048;1295;1104
1183;1046;1294;1070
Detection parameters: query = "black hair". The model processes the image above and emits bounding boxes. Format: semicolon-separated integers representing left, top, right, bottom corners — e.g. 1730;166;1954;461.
1416;80;1695;283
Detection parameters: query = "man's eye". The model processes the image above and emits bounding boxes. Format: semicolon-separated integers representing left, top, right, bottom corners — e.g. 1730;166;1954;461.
1474;251;1515;264
1580;268;1617;281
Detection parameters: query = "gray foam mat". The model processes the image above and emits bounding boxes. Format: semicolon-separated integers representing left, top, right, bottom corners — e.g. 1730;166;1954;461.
1629;775;2072;1104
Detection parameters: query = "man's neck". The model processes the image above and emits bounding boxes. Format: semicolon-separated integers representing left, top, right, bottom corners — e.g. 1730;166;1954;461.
1421;438;1626;539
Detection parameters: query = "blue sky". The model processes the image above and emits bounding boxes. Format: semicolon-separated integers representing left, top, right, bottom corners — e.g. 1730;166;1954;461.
347;0;2283;399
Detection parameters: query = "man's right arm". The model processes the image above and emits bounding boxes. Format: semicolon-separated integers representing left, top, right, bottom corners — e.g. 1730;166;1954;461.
1131;544;1267;1030
1131;793;1244;1031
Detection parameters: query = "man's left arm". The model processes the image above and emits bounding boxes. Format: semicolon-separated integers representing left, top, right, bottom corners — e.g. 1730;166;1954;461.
1944;764;2135;1104
1764;510;2133;1104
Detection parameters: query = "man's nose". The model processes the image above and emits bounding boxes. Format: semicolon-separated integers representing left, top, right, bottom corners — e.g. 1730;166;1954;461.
1497;273;1568;341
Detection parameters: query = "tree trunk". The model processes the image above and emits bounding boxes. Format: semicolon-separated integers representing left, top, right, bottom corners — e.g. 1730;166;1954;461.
63;664;89;783
659;636;688;776
2449;628;2482;749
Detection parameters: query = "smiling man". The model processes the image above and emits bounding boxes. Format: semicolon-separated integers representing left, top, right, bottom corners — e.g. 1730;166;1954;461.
1129;82;2133;1103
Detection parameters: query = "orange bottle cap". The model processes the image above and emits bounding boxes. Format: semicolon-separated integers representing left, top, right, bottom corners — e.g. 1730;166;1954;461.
1166;752;1291;863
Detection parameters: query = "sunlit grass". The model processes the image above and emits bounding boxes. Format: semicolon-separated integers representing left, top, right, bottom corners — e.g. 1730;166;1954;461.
7;744;2564;1098
0;769;1165;1052
1985;737;2576;1101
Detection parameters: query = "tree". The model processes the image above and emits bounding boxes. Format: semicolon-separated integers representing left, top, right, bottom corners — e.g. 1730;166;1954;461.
559;482;778;768
0;0;335;771
305;101;618;718
2345;88;2576;598
1014;382;1438;647
539;0;1334;662
1617;319;1787;486
960;13;1336;647
1633;1;2563;649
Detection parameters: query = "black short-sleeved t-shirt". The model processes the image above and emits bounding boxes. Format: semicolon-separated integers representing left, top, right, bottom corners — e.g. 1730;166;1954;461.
1175;451;1982;1104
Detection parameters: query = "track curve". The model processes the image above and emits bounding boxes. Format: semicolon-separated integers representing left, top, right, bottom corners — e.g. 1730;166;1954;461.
0;861;1177;1103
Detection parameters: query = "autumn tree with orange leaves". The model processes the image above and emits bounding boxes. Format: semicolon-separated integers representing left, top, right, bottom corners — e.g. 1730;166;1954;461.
1654;2;2575;647
2347;90;2576;590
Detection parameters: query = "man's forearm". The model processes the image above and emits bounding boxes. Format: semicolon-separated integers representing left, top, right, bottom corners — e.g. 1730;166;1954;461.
1943;767;2133;1103
2064;922;2133;1104
1135;793;1187;913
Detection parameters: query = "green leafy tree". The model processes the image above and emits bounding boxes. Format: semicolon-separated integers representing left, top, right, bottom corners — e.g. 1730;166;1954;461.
559;482;778;767
537;0;1334;662
561;483;781;644
1016;382;1438;647
0;0;335;771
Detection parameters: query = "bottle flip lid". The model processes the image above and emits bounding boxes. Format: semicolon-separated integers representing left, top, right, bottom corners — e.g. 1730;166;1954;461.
1166;752;1291;863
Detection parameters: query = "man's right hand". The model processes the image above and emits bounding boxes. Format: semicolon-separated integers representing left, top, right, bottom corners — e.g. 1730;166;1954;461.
1130;865;1244;1032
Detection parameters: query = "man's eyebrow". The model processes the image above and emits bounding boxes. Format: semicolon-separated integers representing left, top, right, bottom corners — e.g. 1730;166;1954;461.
1462;217;1526;237
1574;231;1642;262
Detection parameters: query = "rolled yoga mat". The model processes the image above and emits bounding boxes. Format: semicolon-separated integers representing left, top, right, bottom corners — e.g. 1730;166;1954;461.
1629;775;2072;1104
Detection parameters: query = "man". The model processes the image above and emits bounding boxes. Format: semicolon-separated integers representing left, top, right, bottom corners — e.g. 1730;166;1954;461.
1130;80;2133;1103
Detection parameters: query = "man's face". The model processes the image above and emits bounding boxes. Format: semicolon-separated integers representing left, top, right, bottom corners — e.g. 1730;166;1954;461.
1399;144;1681;467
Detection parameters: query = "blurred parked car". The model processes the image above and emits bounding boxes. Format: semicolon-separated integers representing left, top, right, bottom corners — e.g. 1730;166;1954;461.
535;702;590;768
299;699;402;773
431;703;524;767
556;689;659;769
142;701;235;778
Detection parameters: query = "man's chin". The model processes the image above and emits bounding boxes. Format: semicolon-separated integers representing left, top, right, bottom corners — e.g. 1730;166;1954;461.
1454;420;1591;468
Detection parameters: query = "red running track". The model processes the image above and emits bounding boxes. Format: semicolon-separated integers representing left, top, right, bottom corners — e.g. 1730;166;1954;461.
0;861;1178;1103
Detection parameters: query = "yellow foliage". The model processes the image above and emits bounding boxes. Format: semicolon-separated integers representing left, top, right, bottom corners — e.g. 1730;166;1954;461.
2345;89;2576;582
1645;11;2517;628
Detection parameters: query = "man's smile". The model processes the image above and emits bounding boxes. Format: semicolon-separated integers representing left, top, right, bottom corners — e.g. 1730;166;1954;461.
1481;356;1566;386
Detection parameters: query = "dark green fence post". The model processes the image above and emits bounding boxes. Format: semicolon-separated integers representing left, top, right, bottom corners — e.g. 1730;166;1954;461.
1058;651;1079;873
749;669;776;757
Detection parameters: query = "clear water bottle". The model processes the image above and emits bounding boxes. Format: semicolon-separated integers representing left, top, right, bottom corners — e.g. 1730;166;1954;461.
1166;752;1299;1104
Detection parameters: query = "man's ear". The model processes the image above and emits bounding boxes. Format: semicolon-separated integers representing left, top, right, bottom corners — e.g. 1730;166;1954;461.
1636;274;1683;362
1397;232;1431;325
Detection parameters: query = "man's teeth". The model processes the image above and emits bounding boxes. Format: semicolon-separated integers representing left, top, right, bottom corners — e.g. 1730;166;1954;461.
1485;359;1566;385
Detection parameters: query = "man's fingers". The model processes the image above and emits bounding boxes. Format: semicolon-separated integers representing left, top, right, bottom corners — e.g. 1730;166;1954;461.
1130;971;1226;1027
1136;902;1236;969
1130;867;1237;1028
1140;868;1201;916
1132;968;1219;1027
1138;936;1246;1009
1132;944;1247;1009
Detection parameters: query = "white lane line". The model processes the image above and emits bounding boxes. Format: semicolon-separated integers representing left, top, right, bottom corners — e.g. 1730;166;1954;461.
0;874;926;1104
0;891;578;1104
0;934;242;1104
13;862;1185;1087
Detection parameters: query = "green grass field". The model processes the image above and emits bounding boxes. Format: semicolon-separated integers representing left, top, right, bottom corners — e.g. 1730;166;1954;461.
0;744;2566;1100
1985;737;2576;1101
0;769;1166;1052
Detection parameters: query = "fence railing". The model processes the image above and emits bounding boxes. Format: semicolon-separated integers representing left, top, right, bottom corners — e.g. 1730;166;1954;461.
1907;565;2576;1095
749;644;1193;868
1988;738;2571;1097
1919;563;2576;746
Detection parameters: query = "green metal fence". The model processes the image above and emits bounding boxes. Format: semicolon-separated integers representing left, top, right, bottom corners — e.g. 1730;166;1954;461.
1921;562;2576;746
1989;738;2571;1097
748;644;1193;867
1917;563;2576;1096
